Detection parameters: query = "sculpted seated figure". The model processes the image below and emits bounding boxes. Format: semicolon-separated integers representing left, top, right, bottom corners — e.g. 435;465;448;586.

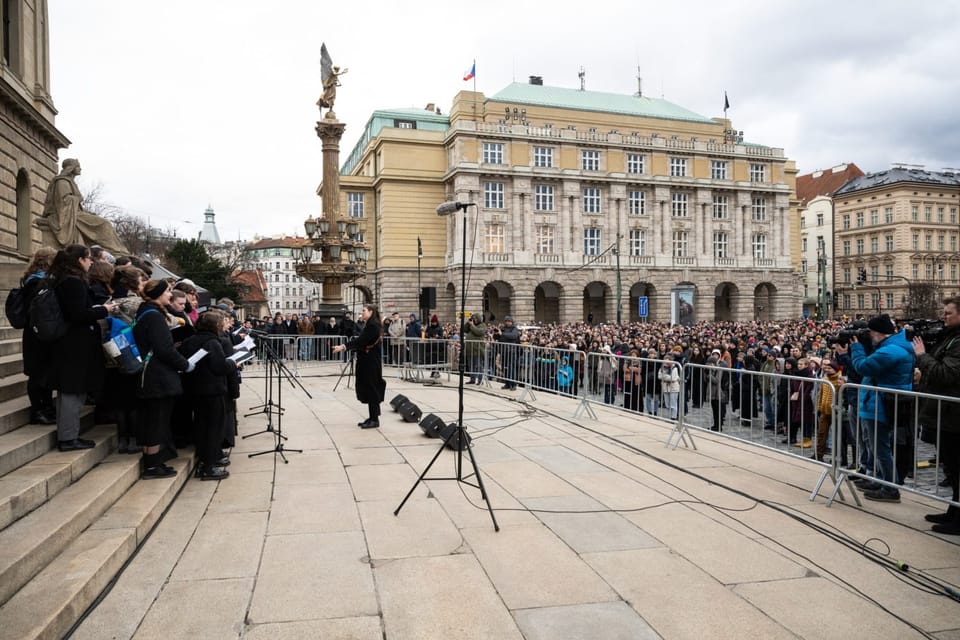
38;158;127;255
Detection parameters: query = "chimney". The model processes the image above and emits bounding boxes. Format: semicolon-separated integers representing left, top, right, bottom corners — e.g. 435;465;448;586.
424;103;435;112
528;75;543;85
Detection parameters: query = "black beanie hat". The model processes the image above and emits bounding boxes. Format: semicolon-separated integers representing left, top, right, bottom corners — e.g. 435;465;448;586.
867;314;896;335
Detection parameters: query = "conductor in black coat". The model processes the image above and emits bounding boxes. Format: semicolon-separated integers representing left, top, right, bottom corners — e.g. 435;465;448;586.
333;303;386;428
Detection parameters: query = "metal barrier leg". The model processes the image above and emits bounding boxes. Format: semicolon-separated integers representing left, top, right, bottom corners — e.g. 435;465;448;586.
666;365;696;450
573;396;597;420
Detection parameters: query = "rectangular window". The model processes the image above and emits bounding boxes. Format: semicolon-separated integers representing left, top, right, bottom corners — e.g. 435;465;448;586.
582;187;602;214
870;209;878;225
842;215;850;230
533;146;554;168
712;195;729;219
483;181;504;209
939;207;945;223
482;142;503;164
629;229;646;256
856;212;864;227
583;228;602;255
347;192;364;218
710;160;728;180
871;265;879;281
952;208;957;224
938;235;945;250
672;231;688;257
627;190;646;215
752;234;767;259
669;157;687;177
912;263;919;279
925;206;932;222
885;207;894;223
671;192;688;217
870;237;878;253
886;293;894;310
856;238;864;254
952;235;958;251
843;240;850;256
912;234;919;250
536;226;554;254
802;238;808;252
885;264;894;280
843;268;850;284
749;163;766;182
626;153;645;174
925;234;932;250
817;236;825;252
534;184;554;211
485;224;505;253
801;260;807;274
800;216;806;229
843;294;851;310
885;235;894;251
395;120;416;129
816;212;824;226
857;294;865;310
751;196;767;221
713;232;729;258
953;264;958;282
581;150;600;171
912;205;919;221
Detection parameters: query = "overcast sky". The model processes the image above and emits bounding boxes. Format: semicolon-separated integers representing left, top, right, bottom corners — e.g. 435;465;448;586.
48;1;960;242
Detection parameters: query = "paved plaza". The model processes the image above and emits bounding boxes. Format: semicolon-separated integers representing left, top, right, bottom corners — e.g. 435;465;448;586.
72;365;960;640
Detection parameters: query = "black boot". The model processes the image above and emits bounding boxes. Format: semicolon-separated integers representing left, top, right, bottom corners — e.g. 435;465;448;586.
925;504;960;524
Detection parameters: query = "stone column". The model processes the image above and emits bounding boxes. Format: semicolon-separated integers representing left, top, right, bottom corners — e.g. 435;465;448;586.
316;118;347;307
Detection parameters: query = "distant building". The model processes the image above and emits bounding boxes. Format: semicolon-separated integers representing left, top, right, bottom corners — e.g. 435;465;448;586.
796;163;864;318
833;166;960;318
244;236;349;315
339;79;800;323
231;268;269;320
0;0;69;275
198;205;221;244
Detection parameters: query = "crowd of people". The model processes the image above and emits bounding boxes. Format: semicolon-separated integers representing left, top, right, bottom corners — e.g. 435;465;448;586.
18;244;244;482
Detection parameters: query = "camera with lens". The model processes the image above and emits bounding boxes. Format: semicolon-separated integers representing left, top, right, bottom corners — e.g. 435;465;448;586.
904;319;945;346
826;320;871;348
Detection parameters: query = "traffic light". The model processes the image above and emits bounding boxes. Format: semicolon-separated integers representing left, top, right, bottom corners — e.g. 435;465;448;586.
858;268;867;283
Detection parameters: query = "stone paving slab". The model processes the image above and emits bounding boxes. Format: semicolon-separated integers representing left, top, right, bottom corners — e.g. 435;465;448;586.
244;617;383;640
513;601;660;640
522;494;663;553
169;510;268;581
132;577;253;639
268;481;360;535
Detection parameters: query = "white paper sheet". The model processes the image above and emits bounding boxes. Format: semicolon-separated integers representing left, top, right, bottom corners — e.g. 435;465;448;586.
187;348;208;366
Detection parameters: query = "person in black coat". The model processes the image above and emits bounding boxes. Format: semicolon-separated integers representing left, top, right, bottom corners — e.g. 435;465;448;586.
49;245;117;450
179;311;236;480
217;311;241;450
333;303;386;428
19;247;57;425
133;280;191;479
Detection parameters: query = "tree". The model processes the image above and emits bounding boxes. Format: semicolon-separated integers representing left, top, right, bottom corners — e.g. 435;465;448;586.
904;282;942;320
165;239;248;302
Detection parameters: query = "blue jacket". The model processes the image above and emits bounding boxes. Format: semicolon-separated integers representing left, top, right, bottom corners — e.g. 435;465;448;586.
556;360;573;388
850;329;914;424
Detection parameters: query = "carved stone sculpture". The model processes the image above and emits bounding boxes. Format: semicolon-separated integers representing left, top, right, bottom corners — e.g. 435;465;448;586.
38;158;128;254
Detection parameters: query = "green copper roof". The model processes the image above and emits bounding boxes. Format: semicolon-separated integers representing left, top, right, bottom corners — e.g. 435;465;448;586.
489;83;716;124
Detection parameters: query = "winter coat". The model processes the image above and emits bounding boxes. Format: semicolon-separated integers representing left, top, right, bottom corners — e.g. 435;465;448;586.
850;330;914;425
556;360;574;389
499;324;521;344
179;330;236;397
658;363;681;393
111;292;143;326
705;362;729;402
20;273;52;380
133;302;189;399
425;322;444;339
463;320;486;358
346;318;386;405
51;275;108;394
916;325;960;433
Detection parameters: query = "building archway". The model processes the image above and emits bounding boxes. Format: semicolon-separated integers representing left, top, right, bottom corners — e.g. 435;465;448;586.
714;282;739;322
583;281;610;323
482;280;513;323
629;282;656;323
16;169;31;254
534;281;562;323
754;282;776;321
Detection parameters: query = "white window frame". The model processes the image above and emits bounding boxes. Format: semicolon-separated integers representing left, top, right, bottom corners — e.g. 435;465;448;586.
536;225;555;254
482;142;504;164
671;192;688;217
672;230;688;257
485;224;505;253
626;153;645;174
712;195;729;219
483;181;504;209
713;232;729;258
752;234;767;259
583;228;602;255
669;157;688;177
629;229;646;256
710;160;728;180
581;149;600;171
751;196;767;222
627;190;645;215
749;163;766;182
347;192;364;218
533;146;554;168
583;187;602;214
534;184;554;211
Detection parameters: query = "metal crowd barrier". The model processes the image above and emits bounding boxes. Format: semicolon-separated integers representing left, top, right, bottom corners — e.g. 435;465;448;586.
244;335;347;377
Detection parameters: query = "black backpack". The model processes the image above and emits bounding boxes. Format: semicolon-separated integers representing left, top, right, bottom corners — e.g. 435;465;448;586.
4;274;43;330
29;286;68;342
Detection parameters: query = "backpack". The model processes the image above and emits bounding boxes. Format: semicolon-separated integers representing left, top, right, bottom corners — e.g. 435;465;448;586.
102;308;158;375
29;286;68;342
4;273;43;329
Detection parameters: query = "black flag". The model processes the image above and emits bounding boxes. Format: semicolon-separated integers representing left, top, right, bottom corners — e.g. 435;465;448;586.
723;91;730;111
417;236;423;258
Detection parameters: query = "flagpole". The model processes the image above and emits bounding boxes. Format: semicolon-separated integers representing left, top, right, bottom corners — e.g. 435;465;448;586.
472;59;478;122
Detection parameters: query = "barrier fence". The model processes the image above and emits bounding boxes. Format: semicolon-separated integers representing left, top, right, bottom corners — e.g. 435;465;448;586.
240;333;958;511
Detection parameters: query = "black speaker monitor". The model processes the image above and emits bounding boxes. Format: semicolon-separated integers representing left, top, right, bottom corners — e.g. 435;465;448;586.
398;401;423;423
390;394;409;411
419;413;445;438
439;423;472;451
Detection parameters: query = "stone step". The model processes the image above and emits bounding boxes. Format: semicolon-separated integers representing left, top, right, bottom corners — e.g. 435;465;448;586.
0;407;95;477
0;394;31;435
0;354;23;379
0;454;194;640
0;327;19;341
0;374;28;404
0;426;116;531
0;452;141;607
0;339;21;358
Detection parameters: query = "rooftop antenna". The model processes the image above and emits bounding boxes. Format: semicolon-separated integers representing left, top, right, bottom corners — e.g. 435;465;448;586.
635;65;643;97
578;66;585;91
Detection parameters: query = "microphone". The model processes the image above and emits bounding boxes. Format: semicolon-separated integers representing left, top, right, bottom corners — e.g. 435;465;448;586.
436;201;465;216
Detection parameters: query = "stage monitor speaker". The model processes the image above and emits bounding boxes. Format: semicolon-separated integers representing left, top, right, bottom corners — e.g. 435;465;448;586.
398;401;422;423
419;413;445;438
419;286;436;310
439;423;472;451
390;394;409;411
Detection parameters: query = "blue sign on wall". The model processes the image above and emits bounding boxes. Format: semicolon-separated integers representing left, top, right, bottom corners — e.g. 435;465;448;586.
638;296;648;318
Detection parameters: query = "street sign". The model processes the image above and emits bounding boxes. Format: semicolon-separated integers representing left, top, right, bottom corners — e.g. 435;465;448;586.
638;296;648;318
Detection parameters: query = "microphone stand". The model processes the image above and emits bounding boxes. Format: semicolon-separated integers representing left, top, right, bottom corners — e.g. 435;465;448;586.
247;334;312;463
243;333;283;439
395;201;499;531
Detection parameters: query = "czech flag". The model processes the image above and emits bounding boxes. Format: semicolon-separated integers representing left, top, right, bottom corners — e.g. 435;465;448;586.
463;62;475;81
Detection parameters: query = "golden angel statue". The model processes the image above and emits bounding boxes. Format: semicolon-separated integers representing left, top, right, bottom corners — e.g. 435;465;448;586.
317;43;348;115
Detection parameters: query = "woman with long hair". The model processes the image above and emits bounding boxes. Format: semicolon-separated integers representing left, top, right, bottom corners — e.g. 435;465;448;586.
48;244;116;450
106;265;148;453
132;279;191;479
20;246;58;424
333;303;386;428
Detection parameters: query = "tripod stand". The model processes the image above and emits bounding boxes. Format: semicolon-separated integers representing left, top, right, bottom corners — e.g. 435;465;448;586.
247;336;312;463
395;201;499;531
333;349;354;392
243;335;285;440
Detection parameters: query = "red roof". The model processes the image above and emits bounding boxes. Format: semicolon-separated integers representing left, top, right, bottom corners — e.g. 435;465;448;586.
231;269;268;303
796;163;864;205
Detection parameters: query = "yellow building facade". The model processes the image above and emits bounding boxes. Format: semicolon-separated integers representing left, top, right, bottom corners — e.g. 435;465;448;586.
341;82;800;323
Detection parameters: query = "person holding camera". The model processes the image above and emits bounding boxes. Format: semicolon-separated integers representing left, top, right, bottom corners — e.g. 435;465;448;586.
913;297;960;534
849;314;914;503
464;313;487;384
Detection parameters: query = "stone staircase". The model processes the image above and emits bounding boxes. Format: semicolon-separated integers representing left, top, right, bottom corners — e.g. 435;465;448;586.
0;323;195;640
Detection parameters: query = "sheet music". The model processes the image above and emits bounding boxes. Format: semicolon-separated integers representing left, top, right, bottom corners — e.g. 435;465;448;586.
187;348;208;367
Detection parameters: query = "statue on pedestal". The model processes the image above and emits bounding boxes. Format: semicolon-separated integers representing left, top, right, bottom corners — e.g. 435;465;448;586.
316;43;348;119
38;158;128;254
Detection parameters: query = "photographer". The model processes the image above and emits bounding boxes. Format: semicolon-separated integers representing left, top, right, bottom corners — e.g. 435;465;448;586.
849;314;914;503
912;297;960;534
464;313;487;384
497;316;521;390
